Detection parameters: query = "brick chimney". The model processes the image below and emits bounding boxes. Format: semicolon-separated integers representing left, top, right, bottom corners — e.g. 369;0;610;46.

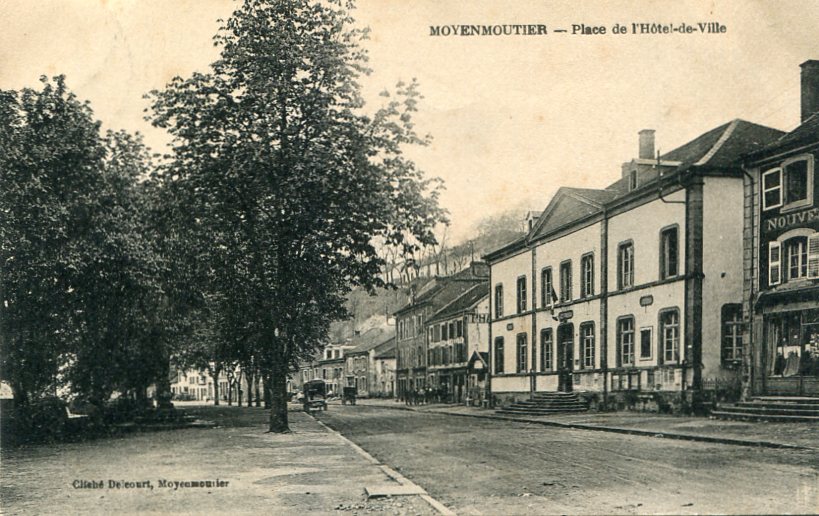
801;60;819;122
638;129;655;159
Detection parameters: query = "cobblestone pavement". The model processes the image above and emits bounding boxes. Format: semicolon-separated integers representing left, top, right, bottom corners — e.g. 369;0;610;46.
318;404;819;515
1;406;440;515
354;398;819;449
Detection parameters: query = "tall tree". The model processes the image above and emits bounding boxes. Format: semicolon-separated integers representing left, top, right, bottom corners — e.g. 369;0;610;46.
148;0;445;432
1;77;107;407
1;77;166;411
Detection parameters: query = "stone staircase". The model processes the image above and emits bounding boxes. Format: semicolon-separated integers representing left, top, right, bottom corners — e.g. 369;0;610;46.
495;391;588;416
712;396;819;423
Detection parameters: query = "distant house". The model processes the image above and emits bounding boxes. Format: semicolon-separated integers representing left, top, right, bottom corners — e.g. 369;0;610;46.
373;344;397;398
344;327;396;397
170;369;214;401
317;342;354;396
426;283;490;404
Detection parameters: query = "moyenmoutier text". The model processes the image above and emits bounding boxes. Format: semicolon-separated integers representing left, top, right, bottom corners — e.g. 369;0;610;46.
429;22;726;36
72;479;230;490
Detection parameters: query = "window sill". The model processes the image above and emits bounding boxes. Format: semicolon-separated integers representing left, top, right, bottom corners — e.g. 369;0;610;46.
780;200;814;214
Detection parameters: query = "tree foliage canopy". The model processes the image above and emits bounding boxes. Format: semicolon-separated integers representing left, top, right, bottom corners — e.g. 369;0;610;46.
147;0;445;430
1;76;167;407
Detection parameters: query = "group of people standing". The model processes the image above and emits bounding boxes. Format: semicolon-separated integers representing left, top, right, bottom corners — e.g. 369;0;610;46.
402;386;449;405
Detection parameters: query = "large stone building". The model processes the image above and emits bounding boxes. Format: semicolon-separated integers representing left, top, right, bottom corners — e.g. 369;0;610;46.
742;60;819;398
394;263;489;399
485;120;784;412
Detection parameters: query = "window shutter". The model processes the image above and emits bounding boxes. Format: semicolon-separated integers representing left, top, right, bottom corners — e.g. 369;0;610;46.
809;233;819;279
616;328;622;368
657;326;664;366
768;241;781;285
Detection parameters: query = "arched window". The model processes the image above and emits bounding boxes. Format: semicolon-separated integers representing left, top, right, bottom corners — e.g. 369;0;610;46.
786;236;808;281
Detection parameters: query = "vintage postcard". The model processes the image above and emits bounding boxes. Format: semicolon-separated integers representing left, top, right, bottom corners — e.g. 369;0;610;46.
1;1;818;514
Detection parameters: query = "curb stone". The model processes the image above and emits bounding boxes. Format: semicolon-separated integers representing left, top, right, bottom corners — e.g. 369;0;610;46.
356;402;815;451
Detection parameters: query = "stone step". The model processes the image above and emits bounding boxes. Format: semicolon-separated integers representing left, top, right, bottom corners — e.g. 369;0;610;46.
515;400;584;406
721;404;819;416
495;407;588;416
752;396;819;403
511;404;587;411
504;405;587;412
711;410;819;423
735;401;819;411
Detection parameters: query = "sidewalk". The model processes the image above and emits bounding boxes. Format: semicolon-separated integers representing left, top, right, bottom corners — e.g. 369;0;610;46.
0;408;444;515
353;398;818;450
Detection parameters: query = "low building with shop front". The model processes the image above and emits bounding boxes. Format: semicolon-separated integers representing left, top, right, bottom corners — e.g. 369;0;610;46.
426;283;490;404
742;60;819;398
485;119;784;413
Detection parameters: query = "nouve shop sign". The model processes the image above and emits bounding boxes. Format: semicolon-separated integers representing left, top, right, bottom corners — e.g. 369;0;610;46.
763;207;819;234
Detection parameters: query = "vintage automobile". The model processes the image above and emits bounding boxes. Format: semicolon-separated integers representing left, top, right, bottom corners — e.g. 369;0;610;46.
341;386;357;405
302;379;328;411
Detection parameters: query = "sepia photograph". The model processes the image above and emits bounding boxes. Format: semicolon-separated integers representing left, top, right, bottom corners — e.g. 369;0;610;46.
1;1;818;514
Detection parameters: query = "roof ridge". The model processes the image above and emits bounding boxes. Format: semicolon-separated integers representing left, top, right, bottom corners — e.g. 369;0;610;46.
527;187;568;237
429;282;487;320
694;119;739;166
563;188;608;209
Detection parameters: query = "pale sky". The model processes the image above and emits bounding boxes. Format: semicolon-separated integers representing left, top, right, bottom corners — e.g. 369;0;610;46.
2;1;819;243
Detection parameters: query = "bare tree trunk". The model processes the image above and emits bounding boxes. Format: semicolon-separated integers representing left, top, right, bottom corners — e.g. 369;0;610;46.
246;369;253;407
263;374;271;409
255;370;261;407
268;367;290;433
156;355;174;410
212;366;221;406
237;372;243;406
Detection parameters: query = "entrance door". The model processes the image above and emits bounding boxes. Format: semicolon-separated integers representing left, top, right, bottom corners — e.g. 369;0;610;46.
557;324;574;392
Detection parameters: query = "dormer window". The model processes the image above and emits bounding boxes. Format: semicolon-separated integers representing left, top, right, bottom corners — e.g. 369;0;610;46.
628;170;638;191
762;155;814;211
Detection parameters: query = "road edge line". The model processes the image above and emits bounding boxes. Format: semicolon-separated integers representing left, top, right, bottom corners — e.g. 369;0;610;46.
309;413;456;516
359;403;813;451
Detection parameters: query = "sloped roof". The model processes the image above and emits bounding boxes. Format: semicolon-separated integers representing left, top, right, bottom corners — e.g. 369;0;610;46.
349;326;396;354
565;187;620;205
395;263;489;315
485;119;784;259
528;187;617;240
428;283;489;324
748;112;819;160
661;119;785;169
374;345;396;359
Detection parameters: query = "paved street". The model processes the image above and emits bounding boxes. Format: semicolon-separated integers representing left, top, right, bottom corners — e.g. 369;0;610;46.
317;405;819;515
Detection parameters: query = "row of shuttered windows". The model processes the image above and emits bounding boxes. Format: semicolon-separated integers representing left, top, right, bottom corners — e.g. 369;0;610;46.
493;304;742;374
494;227;680;318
